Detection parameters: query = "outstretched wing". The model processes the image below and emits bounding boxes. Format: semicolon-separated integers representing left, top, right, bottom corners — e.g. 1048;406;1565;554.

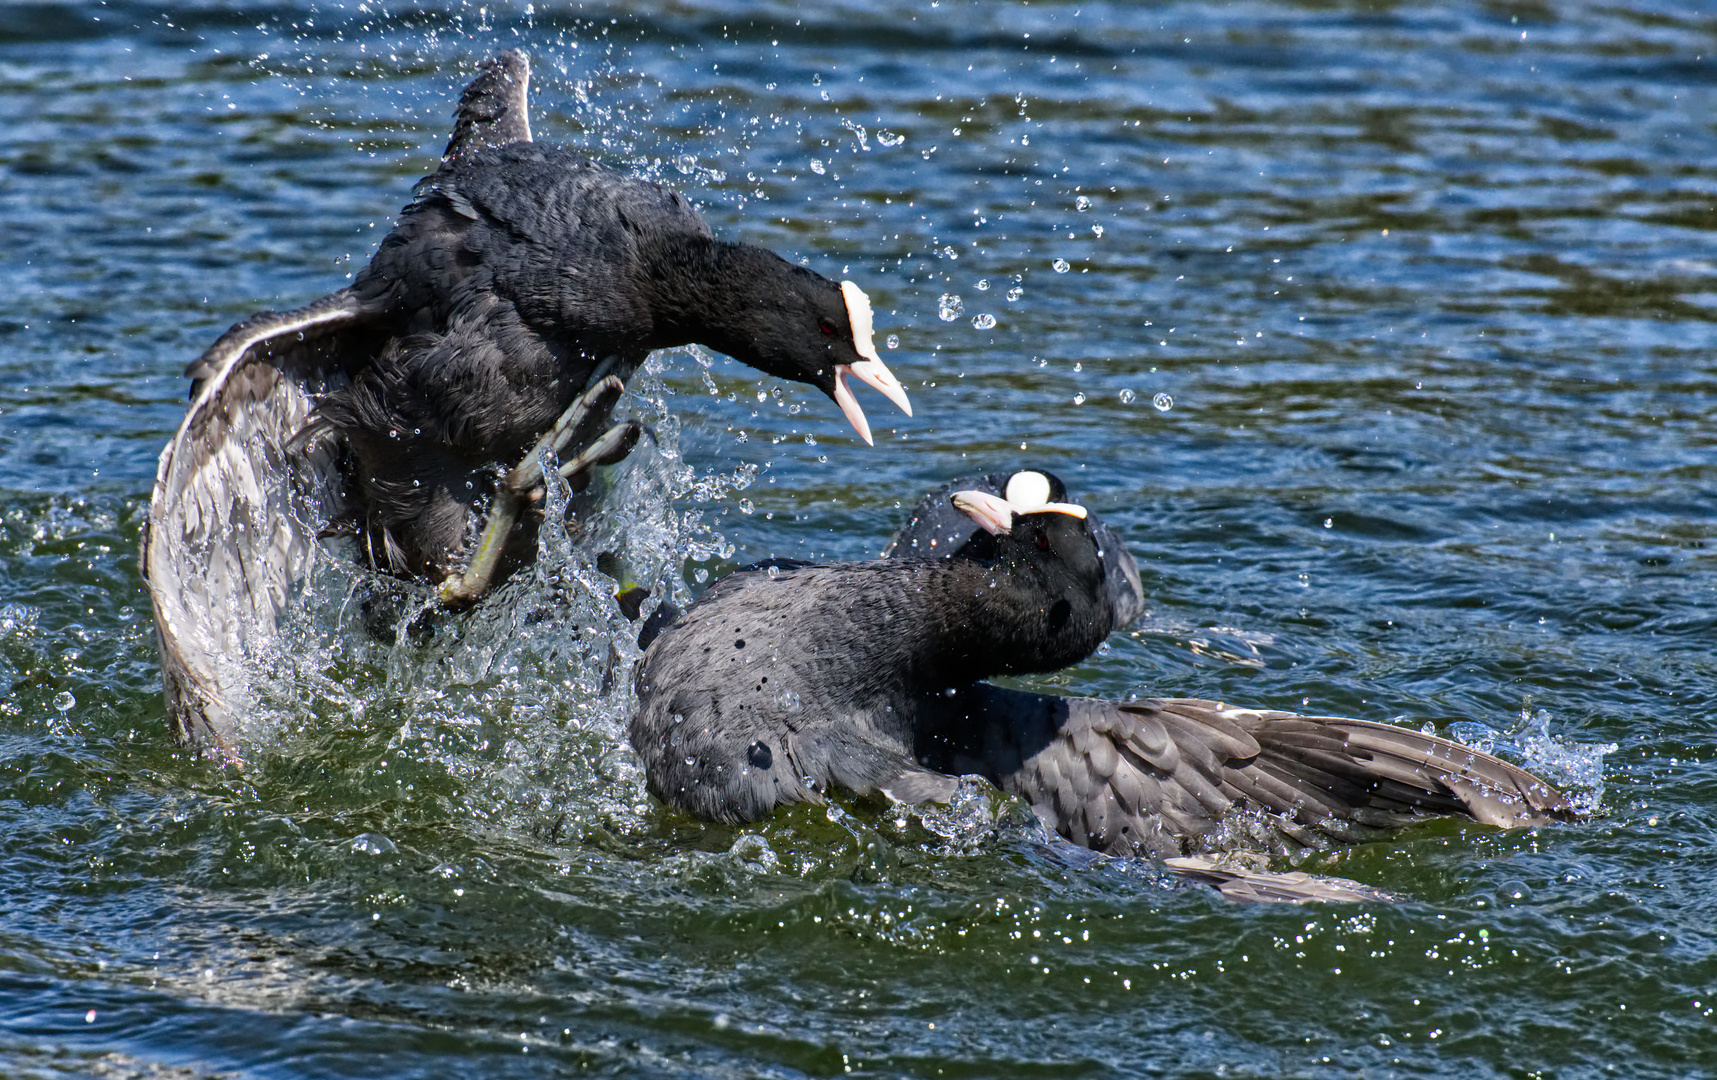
143;292;365;754
145;52;542;753
442;49;533;164
1160;855;1402;904
921;690;1578;858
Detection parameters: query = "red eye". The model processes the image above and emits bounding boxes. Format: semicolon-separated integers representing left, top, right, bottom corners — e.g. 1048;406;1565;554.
818;318;837;336
1034;528;1050;551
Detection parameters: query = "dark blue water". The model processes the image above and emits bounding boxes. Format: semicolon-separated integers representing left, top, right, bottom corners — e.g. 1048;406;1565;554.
3;1;1715;1076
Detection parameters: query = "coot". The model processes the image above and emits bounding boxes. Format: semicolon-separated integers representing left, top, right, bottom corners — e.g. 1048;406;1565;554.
632;471;1578;898
631;480;1112;824
145;51;910;751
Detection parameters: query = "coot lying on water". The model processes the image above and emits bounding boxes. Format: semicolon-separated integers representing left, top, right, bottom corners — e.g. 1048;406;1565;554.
144;51;910;752
632;471;1578;899
632;478;1112;823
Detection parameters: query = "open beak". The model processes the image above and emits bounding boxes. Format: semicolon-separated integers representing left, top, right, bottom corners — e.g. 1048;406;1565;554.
952;490;1015;536
834;281;913;445
832;360;911;446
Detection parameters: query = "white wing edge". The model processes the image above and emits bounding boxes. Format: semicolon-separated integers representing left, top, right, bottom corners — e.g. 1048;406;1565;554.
143;299;358;756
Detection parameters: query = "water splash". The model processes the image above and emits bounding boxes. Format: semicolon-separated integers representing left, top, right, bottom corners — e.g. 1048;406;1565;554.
1450;707;1615;817
231;367;741;841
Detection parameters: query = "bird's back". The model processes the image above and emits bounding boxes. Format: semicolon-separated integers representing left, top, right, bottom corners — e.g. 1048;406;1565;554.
631;561;971;823
355;144;714;347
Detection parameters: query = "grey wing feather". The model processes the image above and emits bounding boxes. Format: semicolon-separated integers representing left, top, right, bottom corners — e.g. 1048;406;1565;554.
1161;856;1402;904
184;290;364;384
144;292;362;754
442;50;533;163
933;690;1578;860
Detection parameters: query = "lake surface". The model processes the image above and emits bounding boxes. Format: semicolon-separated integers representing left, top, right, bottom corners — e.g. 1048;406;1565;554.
2;1;1714;1075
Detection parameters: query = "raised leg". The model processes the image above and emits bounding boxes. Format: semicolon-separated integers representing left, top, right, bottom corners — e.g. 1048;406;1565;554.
438;375;641;608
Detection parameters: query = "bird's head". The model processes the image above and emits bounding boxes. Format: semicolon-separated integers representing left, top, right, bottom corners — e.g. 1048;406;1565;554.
727;269;912;445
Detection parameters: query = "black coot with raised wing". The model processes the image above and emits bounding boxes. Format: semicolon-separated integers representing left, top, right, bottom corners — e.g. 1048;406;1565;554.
144;51;910;753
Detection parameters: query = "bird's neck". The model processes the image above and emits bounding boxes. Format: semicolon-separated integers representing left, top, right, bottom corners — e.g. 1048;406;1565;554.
876;557;1110;690
644;240;785;356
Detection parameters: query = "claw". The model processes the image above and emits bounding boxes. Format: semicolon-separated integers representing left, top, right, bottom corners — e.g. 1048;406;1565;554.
557;421;642;492
439;374;638;609
501;374;625;495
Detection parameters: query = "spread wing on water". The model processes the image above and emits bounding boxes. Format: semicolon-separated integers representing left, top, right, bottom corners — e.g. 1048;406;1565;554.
144;293;364;754
925;690;1579;860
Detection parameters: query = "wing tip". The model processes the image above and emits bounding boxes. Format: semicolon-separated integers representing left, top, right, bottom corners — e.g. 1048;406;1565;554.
443;50;534;164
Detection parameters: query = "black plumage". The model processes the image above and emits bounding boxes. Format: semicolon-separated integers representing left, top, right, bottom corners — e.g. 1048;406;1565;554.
631;484;1114;823
144;51;910;751
882;469;1145;629
631;470;1580;899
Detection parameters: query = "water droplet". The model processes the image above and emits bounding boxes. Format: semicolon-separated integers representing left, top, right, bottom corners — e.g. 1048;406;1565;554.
695;567;710;583
804;434;817;446
351;833;397;856
765;565;780;579
778;689;803;713
1092;224;1105;238
1323;517;1334;529
1006;286;1023;301
739;499;755;515
938;294;965;321
685;755;698;767
53;690;74;712
971;313;996;330
886;333;900;350
671;713;686;725
675;153;697;174
975;278;991;291
809;158;826;175
756;389;768;403
1075;195;1092;211
1152;393;1173;412
1119;388;1136;404
1052;259;1070;273
877;130;905;147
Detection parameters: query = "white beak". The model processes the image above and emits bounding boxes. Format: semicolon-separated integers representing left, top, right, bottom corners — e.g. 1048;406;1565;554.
952;490;1015;536
834;281;913;445
952;484;1089;536
1004;470;1087;519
